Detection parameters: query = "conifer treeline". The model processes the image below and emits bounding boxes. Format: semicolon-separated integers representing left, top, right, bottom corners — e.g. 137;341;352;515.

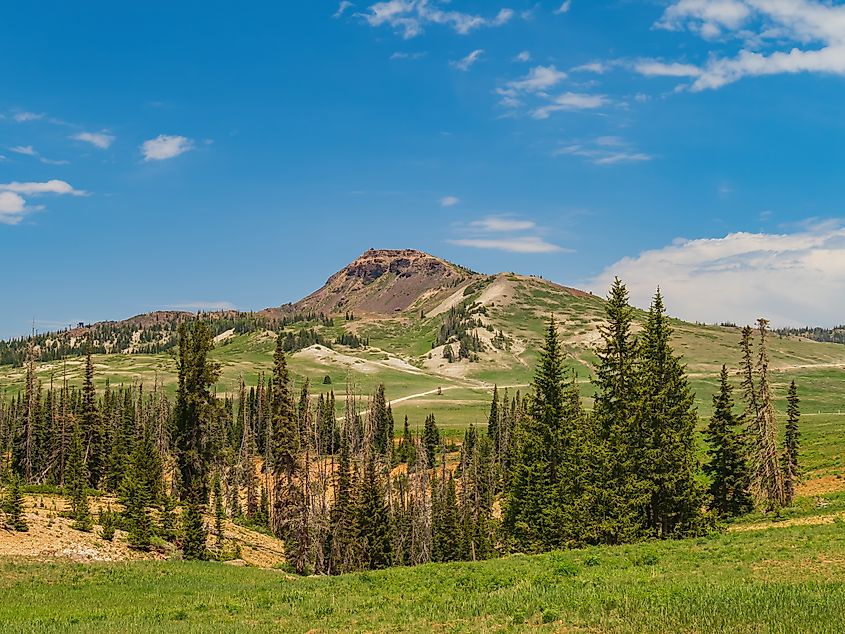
0;280;801;572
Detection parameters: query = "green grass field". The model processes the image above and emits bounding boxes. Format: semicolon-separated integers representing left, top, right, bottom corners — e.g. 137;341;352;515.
4;511;845;633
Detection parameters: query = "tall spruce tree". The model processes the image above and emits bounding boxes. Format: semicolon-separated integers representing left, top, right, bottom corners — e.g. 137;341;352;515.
423;414;439;467
704;366;753;518
80;351;103;488
589;279;648;544
356;454;392;570
174;321;219;505
782;380;801;506
503;317;590;550
634;290;704;538
66;422;92;532
269;333;300;541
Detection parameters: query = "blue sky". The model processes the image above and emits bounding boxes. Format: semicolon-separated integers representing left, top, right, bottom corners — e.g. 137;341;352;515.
3;0;845;337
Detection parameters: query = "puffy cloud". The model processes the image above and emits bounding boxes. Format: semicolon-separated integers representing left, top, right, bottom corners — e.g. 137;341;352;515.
589;222;845;326
651;1;845;91
334;1;354;18
0;180;85;225
514;51;531;62
141;134;194;161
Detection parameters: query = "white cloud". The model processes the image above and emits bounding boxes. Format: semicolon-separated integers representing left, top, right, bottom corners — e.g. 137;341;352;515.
554;137;653;165
361;1;513;39
334;1;354;18
470;217;536;232
571;61;608;74
449;236;565;253
141;134;194;161
0;192;29;225
497;65;571;110
13;111;44;122
10;145;37;156
450;215;566;253
653;1;845;91
0;180;85;225
515;51;531;62
390;51;426;60
72;131;115;149
451;49;484;71
589;222;845;327
531;92;608;119
440;196;460;207
634;61;703;77
0;180;86;196
555;1;572;15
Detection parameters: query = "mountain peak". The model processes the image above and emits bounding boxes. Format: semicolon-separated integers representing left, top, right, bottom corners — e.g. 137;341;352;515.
295;248;480;315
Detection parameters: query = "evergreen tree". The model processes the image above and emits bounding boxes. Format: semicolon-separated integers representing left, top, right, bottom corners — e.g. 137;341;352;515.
782;380;801;506
634;290;704;538
66;423;92;532
181;500;208;560
132;424;163;506
432;473;460;562
423;414;439;467
100;505;115;541
80;351;104;488
270;332;300;541
396;415;416;465
175;321;219;505
327;431;357;574
487;385;499;452
704;366;753;518
121;471;152;550
589;279;648;545
3;475;28;532
503;317;589;550
356;455;392;570
159;494;178;542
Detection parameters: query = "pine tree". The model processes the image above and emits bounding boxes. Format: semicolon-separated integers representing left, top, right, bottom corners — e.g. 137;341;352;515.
327;430;357;574
704;366;753;518
100;505;115;541
270;333;300;540
181;500;208;560
396;415;416;465
589;278;648;544
80;351;104;488
487;384;500;452
356;455;392;570
175;321;219;505
159;494;178;542
66;423;92;532
782;380;801;506
121;471;152;550
423;414;439;467
432;473;460;562
4;475;28;532
503;317;589;550
634;290;704;538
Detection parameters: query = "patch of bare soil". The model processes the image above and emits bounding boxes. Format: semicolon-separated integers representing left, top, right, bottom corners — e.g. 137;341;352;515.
0;494;286;568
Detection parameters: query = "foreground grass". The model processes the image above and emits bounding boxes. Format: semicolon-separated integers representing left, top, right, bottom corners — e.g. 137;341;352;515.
3;519;845;633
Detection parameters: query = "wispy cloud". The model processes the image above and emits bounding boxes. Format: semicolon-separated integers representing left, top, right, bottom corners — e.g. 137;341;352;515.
334;1;354;18
589;221;845;326
141;134;194;161
9;145;69;165
390;51;427;60
449;214;567;253
554;1;572;15
72;131;115;149
532;92;608;119
515;50;531;62
451;49;483;71
360;1;514;39
555;136;653;165
450;236;566;253
12;111;44;123
440;196;460;207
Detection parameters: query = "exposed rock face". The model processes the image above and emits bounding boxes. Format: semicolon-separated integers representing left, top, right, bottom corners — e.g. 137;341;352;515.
294;249;479;315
